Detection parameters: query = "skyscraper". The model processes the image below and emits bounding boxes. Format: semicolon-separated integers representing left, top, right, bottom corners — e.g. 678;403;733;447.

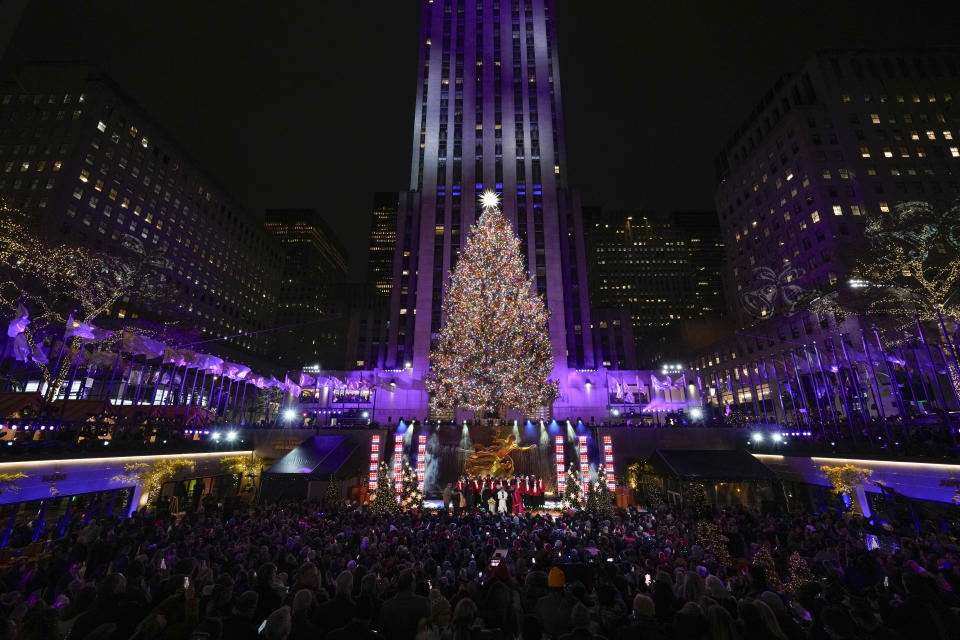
264;208;347;368
385;0;593;377
691;48;960;417
367;192;398;297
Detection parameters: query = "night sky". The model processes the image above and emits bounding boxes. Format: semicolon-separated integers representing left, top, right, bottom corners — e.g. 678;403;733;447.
5;1;958;280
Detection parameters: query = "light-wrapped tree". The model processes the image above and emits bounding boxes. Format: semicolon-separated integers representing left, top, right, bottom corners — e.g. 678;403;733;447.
426;192;558;415
561;463;584;510
371;461;397;515
399;461;423;511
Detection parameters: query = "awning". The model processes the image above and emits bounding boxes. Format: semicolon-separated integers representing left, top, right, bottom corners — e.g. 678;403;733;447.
265;435;359;478
645;449;777;482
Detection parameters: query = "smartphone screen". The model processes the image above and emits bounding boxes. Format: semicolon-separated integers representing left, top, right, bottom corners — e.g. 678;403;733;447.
183;576;190;590
258;620;267;634
644;573;651;586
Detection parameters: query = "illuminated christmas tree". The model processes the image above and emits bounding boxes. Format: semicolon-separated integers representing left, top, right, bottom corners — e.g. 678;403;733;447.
561;463;584;510
399;460;424;511
371;461;397;515
586;466;614;516
426;191;558;414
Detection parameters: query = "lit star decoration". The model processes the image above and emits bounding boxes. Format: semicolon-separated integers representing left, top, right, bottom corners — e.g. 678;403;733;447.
426;192;558;414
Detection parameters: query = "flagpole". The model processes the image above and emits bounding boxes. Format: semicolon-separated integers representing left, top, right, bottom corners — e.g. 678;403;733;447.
236;381;247;423
790;350;818;438
175;365;190;412
872;327;908;426
103;331;122;408
47;309;76;401
896;345;920;423
935;307;960;416
860;328;891;444
811;343;839;438
916;310;955;442
745;363;762;423
828;337;857;444
840;333;870;430
800;345;826;429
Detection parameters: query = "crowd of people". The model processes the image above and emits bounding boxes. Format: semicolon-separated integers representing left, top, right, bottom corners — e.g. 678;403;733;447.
0;490;959;640
443;476;547;516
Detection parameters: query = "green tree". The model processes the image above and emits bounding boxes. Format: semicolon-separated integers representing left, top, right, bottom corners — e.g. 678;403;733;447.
399;461;424;511
561;463;584;510
371;461;397;515
426;192;558;414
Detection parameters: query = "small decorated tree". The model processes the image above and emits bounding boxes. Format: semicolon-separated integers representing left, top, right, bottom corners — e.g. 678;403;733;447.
696;521;731;568
586;466;614;516
371;461;398;515
561;463;584;510
323;476;342;511
752;545;782;591
399;461;424;511
684;481;709;516
786;552;815;593
0;472;26;496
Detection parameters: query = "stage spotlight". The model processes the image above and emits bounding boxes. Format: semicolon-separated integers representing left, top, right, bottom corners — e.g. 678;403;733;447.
226;431;237;441
611;409;620;417
283;409;297;421
362;411;370;418
212;432;221;441
689;407;703;419
771;433;782;442
751;432;764;442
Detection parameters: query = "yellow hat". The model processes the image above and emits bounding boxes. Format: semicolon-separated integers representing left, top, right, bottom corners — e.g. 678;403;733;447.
548;567;566;588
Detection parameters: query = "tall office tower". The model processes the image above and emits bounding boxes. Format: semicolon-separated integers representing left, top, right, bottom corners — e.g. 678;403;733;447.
367;192;398;296
385;0;593;376
264;208;348;368
0;63;283;361
583;208;695;364
692;49;960;392
669;210;725;319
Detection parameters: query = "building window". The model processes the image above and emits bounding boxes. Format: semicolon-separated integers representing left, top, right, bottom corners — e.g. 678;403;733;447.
832;205;843;216
97;121;106;132
811;211;821;223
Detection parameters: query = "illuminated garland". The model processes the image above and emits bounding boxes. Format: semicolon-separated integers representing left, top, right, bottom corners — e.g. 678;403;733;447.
114;459;195;506
854;199;960;330
426;193;558;414
0;472;27;496
820;463;873;514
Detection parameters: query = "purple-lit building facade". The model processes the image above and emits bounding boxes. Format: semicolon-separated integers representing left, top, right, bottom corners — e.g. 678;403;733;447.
384;0;594;384
0;63;284;363
690;49;960;422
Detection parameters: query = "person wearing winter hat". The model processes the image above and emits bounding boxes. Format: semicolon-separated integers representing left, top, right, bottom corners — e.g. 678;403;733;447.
536;568;574;638
221;590;259;640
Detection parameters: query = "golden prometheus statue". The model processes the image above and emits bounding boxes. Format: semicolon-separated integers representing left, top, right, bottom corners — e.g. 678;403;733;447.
463;430;535;477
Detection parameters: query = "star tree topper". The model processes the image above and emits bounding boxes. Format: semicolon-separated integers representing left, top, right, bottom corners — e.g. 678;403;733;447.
426;191;558;414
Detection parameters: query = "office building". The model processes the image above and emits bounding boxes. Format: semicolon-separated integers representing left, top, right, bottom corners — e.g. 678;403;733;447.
692;48;960;416
384;0;594;378
367;192;398;297
669;210;725;319
0;63;283;361
264;208;348;368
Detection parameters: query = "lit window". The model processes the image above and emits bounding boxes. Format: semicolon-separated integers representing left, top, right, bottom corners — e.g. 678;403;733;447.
882;147;893;158
944;130;953;140
821;169;832;179
850;205;862;216
121;197;130;208
141;137;149;148
910;130;920;140
870;113;880;124
399;308;407;315
860;147;871;158
926;130;936;140
879;202;890;213
79;169;89;183
841;94;851;103
554;165;560;174
53;161;62;172
811;211;821;223
832;205;843;216
97;121;106;132
94;179;104;192
951;147;960;158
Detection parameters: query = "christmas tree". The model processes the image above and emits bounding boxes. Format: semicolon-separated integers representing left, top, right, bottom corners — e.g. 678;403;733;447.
786;552;815;593
426;191;558;414
586;466;614;516
751;545;782;591
399;460;424;511
371;461;397;515
323;476;341;511
561;463;584;510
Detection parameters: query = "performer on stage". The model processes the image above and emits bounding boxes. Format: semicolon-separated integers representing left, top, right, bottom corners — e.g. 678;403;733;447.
463;475;474;512
497;485;509;514
470;475;481;511
512;481;524;516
